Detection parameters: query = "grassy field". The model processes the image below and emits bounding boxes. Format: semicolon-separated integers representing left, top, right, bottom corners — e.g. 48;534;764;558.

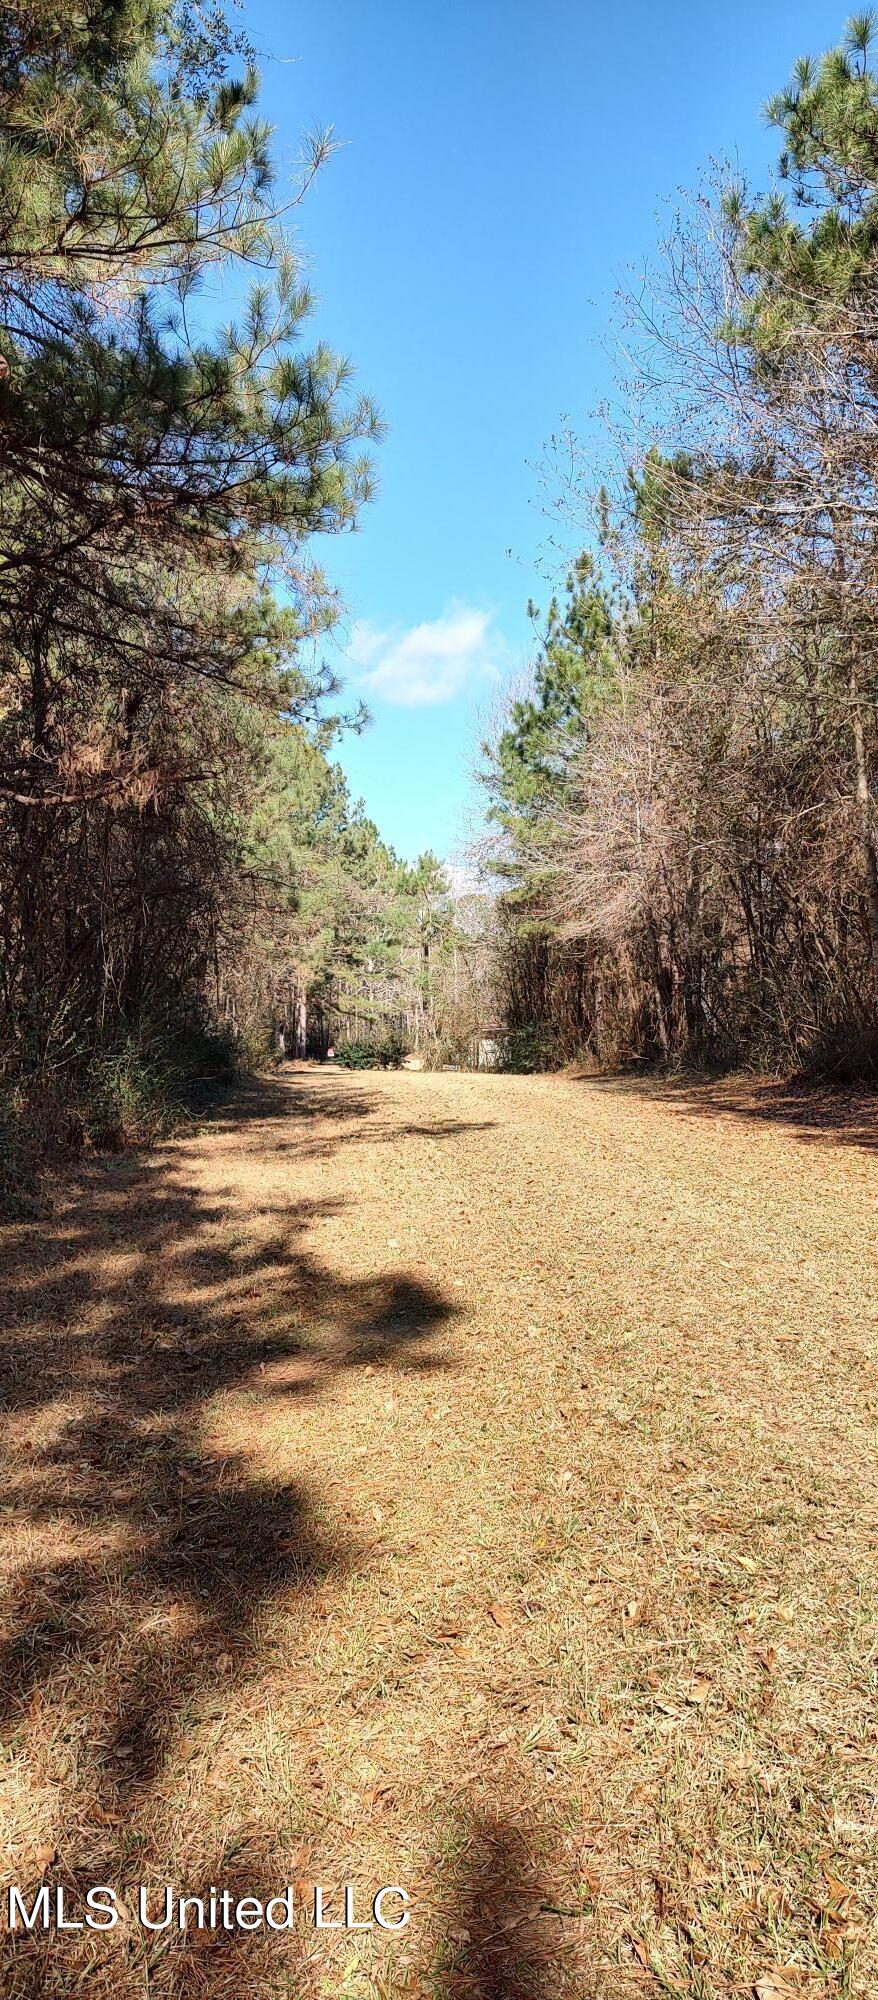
0;1064;876;1999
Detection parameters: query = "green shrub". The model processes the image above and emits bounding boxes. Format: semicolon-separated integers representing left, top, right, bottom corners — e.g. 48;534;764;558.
0;1012;241;1213
334;1033;407;1070
497;1024;560;1074
80;1018;237;1147
83;1041;170;1149
236;1023;284;1073
334;1041;370;1069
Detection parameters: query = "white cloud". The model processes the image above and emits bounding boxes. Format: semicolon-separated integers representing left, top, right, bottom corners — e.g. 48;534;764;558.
344;603;505;707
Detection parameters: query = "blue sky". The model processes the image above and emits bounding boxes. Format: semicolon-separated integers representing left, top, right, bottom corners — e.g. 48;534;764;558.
243;0;843;863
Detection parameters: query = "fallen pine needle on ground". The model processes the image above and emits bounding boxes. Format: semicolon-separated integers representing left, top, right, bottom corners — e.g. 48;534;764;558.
0;1062;876;1999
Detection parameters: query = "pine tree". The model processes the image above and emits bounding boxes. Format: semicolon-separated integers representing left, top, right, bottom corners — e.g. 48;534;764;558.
484;555;617;855
0;1;381;1097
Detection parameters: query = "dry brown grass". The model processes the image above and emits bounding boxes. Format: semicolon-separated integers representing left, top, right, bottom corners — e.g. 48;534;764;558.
0;1063;876;1999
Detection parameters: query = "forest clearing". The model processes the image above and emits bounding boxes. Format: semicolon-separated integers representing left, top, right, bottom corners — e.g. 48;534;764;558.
1;1063;875;1998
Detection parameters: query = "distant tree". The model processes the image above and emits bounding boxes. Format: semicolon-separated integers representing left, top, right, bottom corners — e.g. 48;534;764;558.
484;556;616;847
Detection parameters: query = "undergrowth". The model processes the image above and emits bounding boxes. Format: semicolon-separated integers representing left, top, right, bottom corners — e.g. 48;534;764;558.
0;1013;239;1213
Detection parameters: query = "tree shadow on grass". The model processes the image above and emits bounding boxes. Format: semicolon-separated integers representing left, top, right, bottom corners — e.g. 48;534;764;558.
433;1805;645;2000
580;1069;878;1153
437;1812;569;2000
193;1067;498;1164
0;1078;458;1995
203;1067;379;1128
254;1066;500;1158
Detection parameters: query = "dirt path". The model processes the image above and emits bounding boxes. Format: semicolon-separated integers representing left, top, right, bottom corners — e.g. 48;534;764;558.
1;1064;876;1999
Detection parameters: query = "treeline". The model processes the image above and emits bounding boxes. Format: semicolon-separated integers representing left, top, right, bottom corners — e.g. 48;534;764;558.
482;13;878;1080
0;0;449;1187
6;6;875;1188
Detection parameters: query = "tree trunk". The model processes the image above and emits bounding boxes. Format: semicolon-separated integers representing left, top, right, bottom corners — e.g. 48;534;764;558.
294;987;307;1058
850;658;878;1007
647;916;671;1063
